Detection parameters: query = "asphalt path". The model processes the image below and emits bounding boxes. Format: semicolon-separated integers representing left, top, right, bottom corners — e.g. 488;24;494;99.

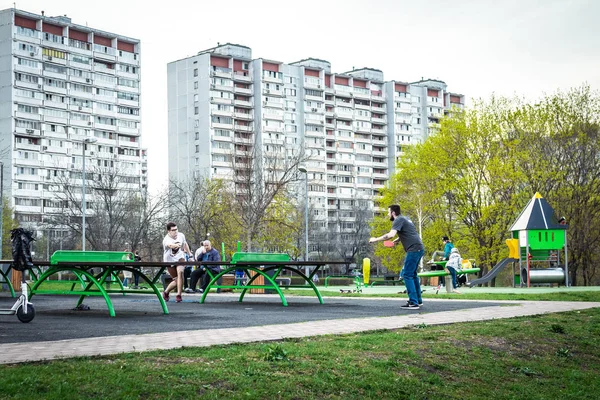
0;293;503;344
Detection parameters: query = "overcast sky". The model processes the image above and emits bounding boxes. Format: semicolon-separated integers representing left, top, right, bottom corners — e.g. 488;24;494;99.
4;0;599;193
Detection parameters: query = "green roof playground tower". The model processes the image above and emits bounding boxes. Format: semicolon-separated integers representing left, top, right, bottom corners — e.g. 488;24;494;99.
510;192;568;287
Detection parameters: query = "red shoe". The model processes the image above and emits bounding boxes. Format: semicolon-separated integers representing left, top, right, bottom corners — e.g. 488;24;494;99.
176;295;182;303
162;291;169;302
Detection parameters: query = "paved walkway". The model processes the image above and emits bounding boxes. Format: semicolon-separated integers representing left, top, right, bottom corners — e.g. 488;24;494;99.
2;297;598;365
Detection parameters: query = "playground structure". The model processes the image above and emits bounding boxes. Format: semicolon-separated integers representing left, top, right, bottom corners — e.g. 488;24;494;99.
511;192;568;287
468;192;569;288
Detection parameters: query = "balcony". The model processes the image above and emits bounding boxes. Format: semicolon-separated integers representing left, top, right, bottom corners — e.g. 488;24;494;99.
234;111;253;120
212;108;234;118
371;117;387;125
305;128;325;138
13;27;41;43
234;124;253;132
212;96;234;105
117;51;140;66
15;126;41;137
211;83;234;92
95;122;116;131
212;122;234;130
263;125;284;133
14;62;41;76
233;71;252;82
234;86;252;95
44;85;68;96
211;69;233;79
263;112;284;121
394;93;411;103
305;116;324;125
263;88;284;97
117;125;139;135
305;94;323;103
234;99;253;108
353;89;370;100
262;101;284;109
354;125;371;134
334;111;353;121
304;79;323;90
93;46;117;62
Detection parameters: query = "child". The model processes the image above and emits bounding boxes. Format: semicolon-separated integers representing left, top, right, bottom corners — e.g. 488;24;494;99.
445;247;462;294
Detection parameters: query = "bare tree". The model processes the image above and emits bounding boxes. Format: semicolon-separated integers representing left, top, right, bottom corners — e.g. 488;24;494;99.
230;137;311;251
46;167;154;251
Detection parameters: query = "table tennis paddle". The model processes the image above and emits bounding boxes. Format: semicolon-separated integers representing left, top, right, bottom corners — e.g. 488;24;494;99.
383;240;395;248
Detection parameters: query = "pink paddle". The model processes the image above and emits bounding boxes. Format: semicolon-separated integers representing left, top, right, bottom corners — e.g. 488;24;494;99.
383;241;395;248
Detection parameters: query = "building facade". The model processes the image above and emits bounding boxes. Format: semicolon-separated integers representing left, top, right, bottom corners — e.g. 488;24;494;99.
167;44;463;256
0;8;146;232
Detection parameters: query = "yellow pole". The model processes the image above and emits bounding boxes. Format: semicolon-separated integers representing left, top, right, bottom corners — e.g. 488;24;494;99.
362;258;371;285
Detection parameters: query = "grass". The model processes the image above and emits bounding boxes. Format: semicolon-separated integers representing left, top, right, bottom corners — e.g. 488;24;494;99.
1;307;599;399
285;288;600;302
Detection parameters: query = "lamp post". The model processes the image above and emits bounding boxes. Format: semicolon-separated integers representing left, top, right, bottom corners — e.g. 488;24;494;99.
81;137;97;251
298;167;309;280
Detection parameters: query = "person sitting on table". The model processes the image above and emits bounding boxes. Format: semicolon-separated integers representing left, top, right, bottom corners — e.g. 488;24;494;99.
162;222;192;303
445;247;463;294
185;240;221;293
430;236;454;262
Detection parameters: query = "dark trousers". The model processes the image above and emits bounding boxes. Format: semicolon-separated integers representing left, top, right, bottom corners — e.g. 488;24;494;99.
189;267;220;291
183;266;192;288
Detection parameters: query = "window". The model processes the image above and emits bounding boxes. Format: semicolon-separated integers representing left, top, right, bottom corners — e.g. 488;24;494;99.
305;89;322;97
118;91;139;102
194;106;199;115
17;104;39;114
119;63;137;74
70;53;90;65
194;81;198;89
117;77;138;88
193;68;198;77
118;106;139;115
17;57;39;68
96;88;116;97
42;48;66;59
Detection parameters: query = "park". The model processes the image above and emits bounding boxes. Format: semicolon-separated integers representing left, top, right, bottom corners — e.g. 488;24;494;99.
1;189;600;398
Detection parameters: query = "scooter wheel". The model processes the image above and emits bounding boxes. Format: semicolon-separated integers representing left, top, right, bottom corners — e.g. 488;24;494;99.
17;303;35;323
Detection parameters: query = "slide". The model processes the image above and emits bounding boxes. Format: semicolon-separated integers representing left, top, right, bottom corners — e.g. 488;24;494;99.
467;258;517;287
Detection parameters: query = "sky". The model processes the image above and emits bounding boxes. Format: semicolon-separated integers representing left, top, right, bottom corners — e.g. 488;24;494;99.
3;0;599;194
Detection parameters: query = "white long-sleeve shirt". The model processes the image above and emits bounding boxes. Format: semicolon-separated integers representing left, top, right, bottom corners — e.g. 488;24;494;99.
446;252;462;270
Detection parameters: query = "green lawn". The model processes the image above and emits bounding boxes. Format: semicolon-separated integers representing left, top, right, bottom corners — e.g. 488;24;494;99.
1;293;599;399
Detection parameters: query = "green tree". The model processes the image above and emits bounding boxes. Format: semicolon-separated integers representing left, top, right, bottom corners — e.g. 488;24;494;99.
377;85;600;286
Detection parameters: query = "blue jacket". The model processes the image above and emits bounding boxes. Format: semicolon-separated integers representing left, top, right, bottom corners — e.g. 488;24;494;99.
443;242;454;260
201;248;221;272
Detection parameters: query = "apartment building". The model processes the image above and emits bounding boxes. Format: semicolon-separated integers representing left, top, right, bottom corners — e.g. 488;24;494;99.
0;8;146;231
167;43;463;256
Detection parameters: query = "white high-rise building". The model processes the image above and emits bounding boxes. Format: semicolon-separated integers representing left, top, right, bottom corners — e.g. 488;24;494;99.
167;44;464;256
0;8;147;229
